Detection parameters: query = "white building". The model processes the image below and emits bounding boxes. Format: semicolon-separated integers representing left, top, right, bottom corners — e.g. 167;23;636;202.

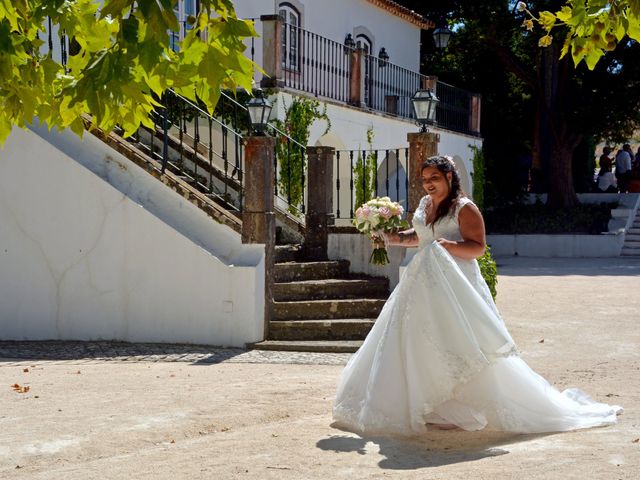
177;0;482;206
0;1;482;347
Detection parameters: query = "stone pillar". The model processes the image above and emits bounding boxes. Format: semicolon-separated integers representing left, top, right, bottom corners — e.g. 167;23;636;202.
469;93;482;135
242;135;276;335
348;47;364;107
259;15;284;88
304;146;335;261
242;135;275;244
407;132;439;219
421;75;438;91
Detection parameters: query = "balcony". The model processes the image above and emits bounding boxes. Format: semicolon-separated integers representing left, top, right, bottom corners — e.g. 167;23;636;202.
254;17;481;137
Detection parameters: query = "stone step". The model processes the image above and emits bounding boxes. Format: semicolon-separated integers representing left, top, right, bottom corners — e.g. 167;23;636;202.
272;298;385;320
273;278;389;301
628;228;640;234
249;340;362;353
622;240;640;247
624;234;640;241
273;260;350;283
621;250;640;256
274;244;303;263
269;319;375;341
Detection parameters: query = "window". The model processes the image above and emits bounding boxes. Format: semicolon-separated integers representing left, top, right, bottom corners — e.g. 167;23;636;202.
356;34;373;107
171;0;198;52
279;3;301;71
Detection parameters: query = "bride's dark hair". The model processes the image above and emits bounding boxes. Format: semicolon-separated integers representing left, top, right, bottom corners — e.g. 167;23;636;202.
421;155;465;227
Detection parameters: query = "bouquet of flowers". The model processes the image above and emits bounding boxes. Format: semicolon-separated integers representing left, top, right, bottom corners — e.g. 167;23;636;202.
353;197;409;265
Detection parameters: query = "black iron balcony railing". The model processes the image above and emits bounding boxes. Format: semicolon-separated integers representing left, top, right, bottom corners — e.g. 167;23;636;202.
281;23;351;105
276;21;481;137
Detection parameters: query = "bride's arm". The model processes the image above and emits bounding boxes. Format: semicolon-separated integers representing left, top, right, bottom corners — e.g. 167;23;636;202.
437;204;486;259
384;228;420;247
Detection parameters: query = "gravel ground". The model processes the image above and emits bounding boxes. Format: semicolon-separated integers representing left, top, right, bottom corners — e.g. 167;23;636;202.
1;256;639;479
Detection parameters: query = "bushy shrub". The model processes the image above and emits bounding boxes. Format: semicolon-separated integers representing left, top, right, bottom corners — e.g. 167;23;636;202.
478;246;498;301
484;201;616;234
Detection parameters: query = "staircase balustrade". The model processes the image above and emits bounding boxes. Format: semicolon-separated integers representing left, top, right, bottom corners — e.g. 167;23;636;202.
334;148;410;222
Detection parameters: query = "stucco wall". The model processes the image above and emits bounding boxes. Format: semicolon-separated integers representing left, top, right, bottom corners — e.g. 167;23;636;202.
0;126;265;347
235;0;422;73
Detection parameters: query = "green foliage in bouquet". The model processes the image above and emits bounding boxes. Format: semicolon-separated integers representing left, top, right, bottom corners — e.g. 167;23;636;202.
478;246;498;301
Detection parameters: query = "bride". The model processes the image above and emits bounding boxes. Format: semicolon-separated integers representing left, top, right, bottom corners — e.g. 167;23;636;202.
333;155;621;435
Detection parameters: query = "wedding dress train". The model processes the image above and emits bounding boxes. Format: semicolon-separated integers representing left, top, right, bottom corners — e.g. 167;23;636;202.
333;196;621;435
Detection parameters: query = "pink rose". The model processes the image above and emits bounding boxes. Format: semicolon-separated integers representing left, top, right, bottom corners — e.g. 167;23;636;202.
379;207;392;220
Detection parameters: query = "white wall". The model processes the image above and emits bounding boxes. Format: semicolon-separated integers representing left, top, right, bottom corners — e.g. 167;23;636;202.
328;233;406;287
272;91;480;222
0;126;265;347
235;0;422;72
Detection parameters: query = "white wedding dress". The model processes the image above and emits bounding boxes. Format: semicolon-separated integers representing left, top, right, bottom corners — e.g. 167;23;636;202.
333;195;621;435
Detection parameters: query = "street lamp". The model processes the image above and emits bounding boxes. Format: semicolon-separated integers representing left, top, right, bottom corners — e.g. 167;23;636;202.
378;47;389;67
411;89;439;132
433;25;453;50
246;89;272;135
343;33;356;55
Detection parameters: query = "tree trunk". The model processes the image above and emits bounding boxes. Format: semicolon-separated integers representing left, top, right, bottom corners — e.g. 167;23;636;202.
538;46;580;209
547;140;579;208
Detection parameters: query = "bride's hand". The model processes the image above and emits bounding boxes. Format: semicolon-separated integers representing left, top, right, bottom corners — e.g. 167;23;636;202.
436;238;457;252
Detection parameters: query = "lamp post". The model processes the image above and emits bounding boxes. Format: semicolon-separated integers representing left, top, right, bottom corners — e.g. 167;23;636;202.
432;25;453;50
246;89;273;135
411;89;439;132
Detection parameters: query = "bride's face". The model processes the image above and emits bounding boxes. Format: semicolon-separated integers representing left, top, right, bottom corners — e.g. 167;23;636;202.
421;166;452;201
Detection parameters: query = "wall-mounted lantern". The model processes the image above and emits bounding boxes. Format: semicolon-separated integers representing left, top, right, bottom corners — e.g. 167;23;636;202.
343;33;356;55
411;89;439;132
246;89;273;135
378;47;389;67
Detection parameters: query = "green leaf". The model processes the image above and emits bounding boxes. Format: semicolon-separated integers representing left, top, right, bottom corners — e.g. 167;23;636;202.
100;0;135;19
584;48;603;69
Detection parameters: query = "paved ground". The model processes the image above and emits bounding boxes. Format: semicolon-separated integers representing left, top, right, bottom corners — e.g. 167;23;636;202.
1;256;640;479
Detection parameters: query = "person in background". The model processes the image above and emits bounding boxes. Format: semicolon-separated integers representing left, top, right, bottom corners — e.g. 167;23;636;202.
597;160;618;193
599;146;612;172
633;146;640;173
615;144;633;192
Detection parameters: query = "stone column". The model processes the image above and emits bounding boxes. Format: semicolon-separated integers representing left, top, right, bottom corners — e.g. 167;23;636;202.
469;93;482;135
407;132;439;219
242;135;276;335
421;75;438;91
259;14;284;88
348;47;365;107
304;146;335;261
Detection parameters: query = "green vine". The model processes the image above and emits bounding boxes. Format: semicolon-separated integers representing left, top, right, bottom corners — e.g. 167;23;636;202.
470;144;485;211
272;95;330;214
354;126;377;208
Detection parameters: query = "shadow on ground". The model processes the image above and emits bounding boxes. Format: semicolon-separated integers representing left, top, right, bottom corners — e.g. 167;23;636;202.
0;340;246;364
317;425;553;470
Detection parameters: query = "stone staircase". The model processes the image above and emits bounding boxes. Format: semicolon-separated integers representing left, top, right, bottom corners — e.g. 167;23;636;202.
251;245;390;353
621;209;640;256
87;94;389;354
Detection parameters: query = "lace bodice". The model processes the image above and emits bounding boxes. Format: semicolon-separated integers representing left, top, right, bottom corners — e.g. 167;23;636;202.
412;195;474;247
411;195;497;313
